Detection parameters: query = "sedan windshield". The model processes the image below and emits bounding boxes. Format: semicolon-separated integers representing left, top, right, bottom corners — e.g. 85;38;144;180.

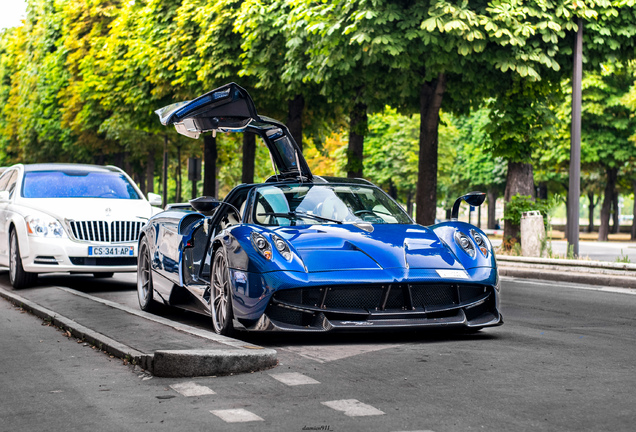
253;184;411;226
22;171;141;199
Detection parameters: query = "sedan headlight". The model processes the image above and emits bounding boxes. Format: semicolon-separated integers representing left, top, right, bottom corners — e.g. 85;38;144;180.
454;231;475;258
26;215;65;238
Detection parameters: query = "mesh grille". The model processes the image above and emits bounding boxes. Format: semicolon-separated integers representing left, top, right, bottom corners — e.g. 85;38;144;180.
324;287;384;310
68;220;144;243
459;285;487;303
410;284;458;308
266;304;307;326
273;284;486;312
385;287;405;309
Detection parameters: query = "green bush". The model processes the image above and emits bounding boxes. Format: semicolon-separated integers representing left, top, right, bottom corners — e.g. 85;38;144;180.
502;194;551;229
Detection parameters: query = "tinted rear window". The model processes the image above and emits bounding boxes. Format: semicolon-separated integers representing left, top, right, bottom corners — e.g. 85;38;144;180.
22;171;140;199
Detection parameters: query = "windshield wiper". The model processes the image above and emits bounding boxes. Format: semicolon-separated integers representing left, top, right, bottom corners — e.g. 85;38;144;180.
257;211;342;224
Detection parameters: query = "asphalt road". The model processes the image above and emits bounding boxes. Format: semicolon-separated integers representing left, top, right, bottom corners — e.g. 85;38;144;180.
1;273;635;432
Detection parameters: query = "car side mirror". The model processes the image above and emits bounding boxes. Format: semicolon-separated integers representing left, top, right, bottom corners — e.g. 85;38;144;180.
148;192;162;207
451;191;486;221
0;190;9;202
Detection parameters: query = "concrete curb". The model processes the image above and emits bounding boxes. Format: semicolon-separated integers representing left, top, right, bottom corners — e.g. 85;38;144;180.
154;349;278;378
496;256;636;288
499;267;636;288
0;287;278;377
496;255;636;271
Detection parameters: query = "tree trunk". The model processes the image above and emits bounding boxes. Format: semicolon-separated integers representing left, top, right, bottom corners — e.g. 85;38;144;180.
611;191;619;234
287;95;304;151
487;189;498;229
537;182;548;200
415;74;446;226
631;181;636;240
146;146;155;193
388;179;397;199
135;171;146;195
203;134;217;198
346;96;367;179
503;161;535;244
598;167;617;241
406;192;413;218
242;132;256;184
587;191;595;233
175;146;182;203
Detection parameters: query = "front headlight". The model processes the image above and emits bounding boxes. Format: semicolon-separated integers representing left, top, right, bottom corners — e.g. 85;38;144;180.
470;229;489;257
251;231;272;260
454;231;475;258
271;233;292;261
25;215;65;238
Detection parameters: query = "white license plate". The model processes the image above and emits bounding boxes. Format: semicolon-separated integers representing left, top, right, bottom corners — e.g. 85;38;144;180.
88;246;134;257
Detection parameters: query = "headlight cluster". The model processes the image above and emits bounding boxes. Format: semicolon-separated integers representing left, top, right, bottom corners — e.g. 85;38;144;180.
271;234;292;260
26;216;65;238
250;232;292;261
470;229;489;257
455;229;490;258
454;231;475;258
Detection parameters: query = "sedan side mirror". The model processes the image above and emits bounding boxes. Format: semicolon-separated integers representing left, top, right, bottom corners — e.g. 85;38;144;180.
148;192;162;207
0;190;10;202
451;191;486;221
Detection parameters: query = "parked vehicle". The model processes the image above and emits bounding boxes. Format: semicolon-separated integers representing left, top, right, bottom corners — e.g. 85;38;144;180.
0;163;162;288
138;83;502;334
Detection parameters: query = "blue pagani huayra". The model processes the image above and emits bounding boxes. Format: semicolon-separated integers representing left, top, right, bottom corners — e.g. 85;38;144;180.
137;83;503;335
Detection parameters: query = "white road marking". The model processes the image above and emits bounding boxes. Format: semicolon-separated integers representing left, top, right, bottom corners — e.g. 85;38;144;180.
280;344;400;363
269;372;320;386
210;408;264;423
321;399;385;417
502;276;636;295
169;382;215;397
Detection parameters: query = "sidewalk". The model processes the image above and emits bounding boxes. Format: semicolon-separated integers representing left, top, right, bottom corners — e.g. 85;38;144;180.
0;284;277;377
488;234;636;288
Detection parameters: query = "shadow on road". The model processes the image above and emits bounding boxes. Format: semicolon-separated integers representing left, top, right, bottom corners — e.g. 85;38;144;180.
0;270;500;347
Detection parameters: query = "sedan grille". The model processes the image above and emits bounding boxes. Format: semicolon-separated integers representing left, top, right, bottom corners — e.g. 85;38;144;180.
68;220;144;243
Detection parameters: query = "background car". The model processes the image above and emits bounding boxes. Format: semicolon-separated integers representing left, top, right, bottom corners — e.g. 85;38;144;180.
0;163;162;288
137;83;502;335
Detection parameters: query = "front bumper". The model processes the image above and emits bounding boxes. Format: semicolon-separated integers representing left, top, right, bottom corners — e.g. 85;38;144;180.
21;236;137;274
231;267;502;332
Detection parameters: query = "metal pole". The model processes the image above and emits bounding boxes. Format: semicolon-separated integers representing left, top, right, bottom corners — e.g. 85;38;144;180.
568;18;583;257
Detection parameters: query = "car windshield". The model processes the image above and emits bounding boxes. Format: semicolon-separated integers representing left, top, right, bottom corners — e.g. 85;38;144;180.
22;170;141;199
253;184;411;226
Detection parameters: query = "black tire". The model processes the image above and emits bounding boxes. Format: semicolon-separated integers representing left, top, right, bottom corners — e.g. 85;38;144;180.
9;229;37;289
93;272;114;278
210;247;234;336
136;237;155;312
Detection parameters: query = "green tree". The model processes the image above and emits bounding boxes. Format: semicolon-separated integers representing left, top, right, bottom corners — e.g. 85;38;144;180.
581;62;636;241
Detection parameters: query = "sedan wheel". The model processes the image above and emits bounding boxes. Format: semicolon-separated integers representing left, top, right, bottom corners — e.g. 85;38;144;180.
9;229;37;289
210;248;234;336
137;238;155;311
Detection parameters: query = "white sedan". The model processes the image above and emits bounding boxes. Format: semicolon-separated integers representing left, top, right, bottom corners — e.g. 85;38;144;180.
0;163;162;288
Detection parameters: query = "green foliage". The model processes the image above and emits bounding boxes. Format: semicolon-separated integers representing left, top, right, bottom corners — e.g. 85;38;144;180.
502;194;551;227
1;0;636;210
615;250;631;264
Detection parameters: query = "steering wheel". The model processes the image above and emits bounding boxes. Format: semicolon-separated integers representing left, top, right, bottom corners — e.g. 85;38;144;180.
354;210;377;217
